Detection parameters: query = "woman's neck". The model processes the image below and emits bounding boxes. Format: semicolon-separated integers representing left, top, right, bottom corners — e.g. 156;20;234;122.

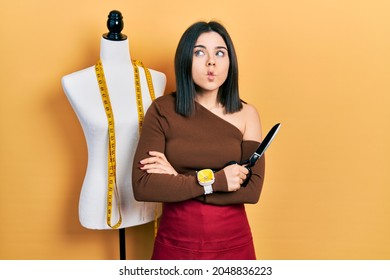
100;37;131;64
195;91;221;111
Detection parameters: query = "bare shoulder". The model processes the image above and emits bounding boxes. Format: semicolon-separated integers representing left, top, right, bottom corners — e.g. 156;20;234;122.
241;103;262;142
220;102;262;141
242;103;260;118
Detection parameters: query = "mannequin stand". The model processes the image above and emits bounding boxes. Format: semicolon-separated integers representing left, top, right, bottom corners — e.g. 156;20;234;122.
119;228;126;260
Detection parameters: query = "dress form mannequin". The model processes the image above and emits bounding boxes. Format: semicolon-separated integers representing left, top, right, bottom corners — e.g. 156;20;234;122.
61;11;166;230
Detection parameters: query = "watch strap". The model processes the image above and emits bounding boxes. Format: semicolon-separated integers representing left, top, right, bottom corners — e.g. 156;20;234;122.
203;184;213;195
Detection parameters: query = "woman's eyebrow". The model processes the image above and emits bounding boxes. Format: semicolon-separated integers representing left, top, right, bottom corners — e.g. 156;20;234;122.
194;44;206;49
216;46;228;51
194;45;228;50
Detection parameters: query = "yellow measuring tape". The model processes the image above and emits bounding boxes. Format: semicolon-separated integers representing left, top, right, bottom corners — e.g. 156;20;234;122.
95;59;156;230
132;60;156;134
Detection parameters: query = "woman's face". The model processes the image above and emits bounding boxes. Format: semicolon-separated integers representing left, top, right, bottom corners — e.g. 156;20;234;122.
191;31;230;94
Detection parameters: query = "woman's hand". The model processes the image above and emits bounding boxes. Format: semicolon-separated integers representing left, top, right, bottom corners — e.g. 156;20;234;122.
223;164;249;192
139;151;178;176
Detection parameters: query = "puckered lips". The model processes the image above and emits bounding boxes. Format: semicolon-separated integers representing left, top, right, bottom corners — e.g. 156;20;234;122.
207;70;216;81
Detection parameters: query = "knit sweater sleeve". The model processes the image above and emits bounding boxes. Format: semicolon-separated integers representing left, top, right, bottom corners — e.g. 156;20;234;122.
196;140;266;205
131;99;228;203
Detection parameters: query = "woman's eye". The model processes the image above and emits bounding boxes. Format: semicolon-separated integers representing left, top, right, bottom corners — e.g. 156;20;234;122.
194;49;205;56
216;50;225;57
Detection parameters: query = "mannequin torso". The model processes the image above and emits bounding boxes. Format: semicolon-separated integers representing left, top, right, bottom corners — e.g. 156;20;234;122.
62;37;166;229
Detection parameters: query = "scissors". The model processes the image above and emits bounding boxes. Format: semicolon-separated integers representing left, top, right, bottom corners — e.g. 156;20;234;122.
224;123;281;187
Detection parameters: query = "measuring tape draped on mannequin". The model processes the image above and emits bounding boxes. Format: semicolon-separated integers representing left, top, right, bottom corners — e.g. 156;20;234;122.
95;59;156;230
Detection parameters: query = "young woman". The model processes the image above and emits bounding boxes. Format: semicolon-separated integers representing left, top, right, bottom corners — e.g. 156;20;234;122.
132;21;265;260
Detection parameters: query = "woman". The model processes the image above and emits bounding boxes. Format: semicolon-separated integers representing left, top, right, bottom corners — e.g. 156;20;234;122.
132;21;265;260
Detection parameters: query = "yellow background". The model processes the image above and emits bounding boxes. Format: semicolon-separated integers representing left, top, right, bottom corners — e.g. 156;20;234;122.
1;0;389;260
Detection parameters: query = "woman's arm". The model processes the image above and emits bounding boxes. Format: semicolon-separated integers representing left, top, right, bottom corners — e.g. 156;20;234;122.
196;104;266;205
197;141;265;205
132;101;233;202
133;100;265;204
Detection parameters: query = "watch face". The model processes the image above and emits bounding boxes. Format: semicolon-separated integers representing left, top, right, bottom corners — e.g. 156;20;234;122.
197;169;214;183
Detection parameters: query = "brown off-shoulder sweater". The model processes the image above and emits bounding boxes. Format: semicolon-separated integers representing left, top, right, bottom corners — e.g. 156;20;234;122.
132;93;265;205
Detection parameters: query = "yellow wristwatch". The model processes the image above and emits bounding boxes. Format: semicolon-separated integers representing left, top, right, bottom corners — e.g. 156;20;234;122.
197;169;214;195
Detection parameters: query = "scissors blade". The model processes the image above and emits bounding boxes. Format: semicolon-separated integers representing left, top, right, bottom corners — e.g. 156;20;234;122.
247;123;281;166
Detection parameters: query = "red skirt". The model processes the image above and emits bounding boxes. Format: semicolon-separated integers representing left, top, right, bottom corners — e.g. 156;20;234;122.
151;199;256;260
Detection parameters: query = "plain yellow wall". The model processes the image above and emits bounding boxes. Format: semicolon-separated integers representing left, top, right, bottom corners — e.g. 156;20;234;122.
1;0;389;260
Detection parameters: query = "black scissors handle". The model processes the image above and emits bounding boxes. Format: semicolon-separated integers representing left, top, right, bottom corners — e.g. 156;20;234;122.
223;123;281;187
224;160;252;187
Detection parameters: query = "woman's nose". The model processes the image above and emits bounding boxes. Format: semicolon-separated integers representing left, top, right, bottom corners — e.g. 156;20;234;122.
207;54;216;66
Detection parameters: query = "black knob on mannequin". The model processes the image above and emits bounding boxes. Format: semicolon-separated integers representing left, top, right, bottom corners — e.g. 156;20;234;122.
103;10;127;41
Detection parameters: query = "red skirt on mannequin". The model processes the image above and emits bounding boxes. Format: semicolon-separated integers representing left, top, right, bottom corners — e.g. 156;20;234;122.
151;199;256;260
